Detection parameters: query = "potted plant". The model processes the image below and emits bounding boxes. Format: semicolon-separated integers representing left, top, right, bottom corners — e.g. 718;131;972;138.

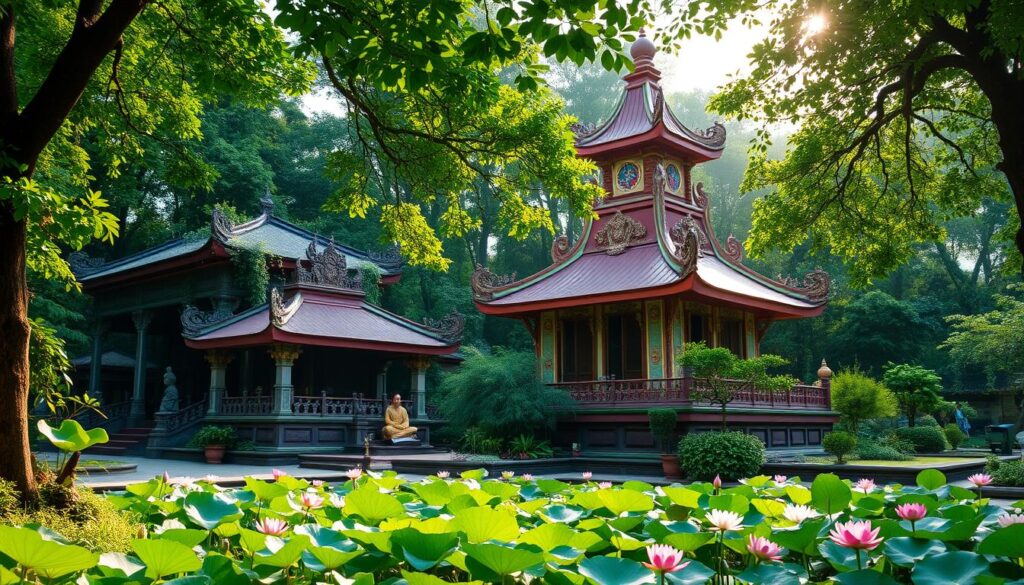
188;425;236;464
649;408;682;478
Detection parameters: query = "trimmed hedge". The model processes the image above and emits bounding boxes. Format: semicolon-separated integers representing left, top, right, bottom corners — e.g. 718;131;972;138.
678;431;764;481
823;431;857;464
894;425;948;453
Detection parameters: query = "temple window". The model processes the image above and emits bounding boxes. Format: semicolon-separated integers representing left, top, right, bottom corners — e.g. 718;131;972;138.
605;313;644;380
719;315;745;357
560;318;594;382
687;311;710;344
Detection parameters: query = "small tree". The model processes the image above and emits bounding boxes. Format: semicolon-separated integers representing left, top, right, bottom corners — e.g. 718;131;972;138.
648;408;679;454
830;369;898;435
823;431;858;464
882;363;942;428
678;342;795;431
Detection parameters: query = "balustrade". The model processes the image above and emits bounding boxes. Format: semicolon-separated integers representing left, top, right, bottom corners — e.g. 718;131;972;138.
153;399;208;433
218;395;272;415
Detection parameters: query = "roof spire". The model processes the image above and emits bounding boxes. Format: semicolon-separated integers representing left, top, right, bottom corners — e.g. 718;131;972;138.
630;27;657;66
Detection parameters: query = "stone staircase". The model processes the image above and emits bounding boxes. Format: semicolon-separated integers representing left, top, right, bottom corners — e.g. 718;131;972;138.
89;424;154;456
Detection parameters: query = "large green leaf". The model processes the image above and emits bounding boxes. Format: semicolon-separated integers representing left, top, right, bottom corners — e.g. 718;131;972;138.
596;489;654;515
663;531;715;551
0;526;98;579
36;419;108;452
462;543;544;579
538;504;586;524
200;554;256;585
736;563;809;585
771;519;825;556
578;556;656;585
916;469;947;491
391;528;459;570
343;487;405;524
182;492;243;530
306;546;364;571
97;551;146;578
253;534;310;568
818;540;860;572
158;529;209;547
979;524;1024;557
832;569;900;584
132;538;201;579
402;569;484;585
811;473;851;515
664;559;716;585
519;523;577;551
410;480;453;506
911;551;990;585
882;537;946;568
243;477;289;502
662;487;702;508
452;506;520;543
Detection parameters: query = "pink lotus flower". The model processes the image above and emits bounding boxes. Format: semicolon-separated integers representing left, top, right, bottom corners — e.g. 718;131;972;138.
255;517;288;536
311;479;325;488
713;475;722;490
345;468;362;480
436;471;450;479
522;473;534;481
582;471;593;481
773;475;788;484
895;503;927;522
855;478;875;493
642;544;688;574
598;481;612;489
829;520;883;551
747;535;783;562
968;473;992;487
162;471;171;483
502;471;515;480
706;509;744;532
272;469;286;480
299;491;324;509
998;514;1024;527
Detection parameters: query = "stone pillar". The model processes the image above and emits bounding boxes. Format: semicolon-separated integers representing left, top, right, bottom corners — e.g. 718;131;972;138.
88;319;106;403
129;310;153;423
269;343;302;415
407;356;430;419
206;350;234;415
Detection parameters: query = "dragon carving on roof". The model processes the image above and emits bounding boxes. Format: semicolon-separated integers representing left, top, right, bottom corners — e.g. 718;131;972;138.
669;216;705;277
297;238;362;291
471;264;517;300
424;309;466;343
595;211;647;255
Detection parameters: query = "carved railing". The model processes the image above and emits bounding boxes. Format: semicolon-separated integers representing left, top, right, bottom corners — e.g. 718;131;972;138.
153;399;208;434
551;376;830;410
76;400;131;430
219;395;272;415
292;393;384;417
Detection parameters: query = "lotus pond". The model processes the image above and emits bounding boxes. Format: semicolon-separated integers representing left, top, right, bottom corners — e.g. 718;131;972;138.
2;468;1024;584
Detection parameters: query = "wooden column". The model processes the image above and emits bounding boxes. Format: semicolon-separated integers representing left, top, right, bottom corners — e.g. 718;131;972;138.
269;343;302;416
129;310;153;423
205;350;233;415
88;319;106;402
406;356;430;419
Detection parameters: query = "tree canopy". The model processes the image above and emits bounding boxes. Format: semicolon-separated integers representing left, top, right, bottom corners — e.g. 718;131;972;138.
883;363;944;427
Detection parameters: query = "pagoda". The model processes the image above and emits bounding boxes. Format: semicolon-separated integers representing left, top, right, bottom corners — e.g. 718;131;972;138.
472;33;836;451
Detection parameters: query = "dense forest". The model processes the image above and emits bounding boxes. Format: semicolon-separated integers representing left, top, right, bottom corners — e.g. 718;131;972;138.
40;60;1020;395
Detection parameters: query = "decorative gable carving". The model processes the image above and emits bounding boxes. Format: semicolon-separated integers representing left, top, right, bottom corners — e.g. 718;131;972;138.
297;238;362;291
724;235;744;263
270;288;302;328
424;310;466;343
471;264;517;300
594;211;647;255
669;216;704;276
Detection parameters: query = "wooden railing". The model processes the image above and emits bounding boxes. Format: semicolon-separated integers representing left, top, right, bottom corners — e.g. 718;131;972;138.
75;400;131;429
219;395;272;415
290;393;386;417
551;376;830;410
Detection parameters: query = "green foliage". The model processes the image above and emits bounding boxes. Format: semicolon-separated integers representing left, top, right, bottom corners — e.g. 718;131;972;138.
894;426;949;454
829;292;932;376
943;424;966;450
934;401;978;425
830;369;898;434
1;484;139;554
506;435;554;460
187;426;238;449
361;263;382;305
230;242;270;306
678;341;795;430
459;427;502;455
677;431;765;481
854;438;911;462
28;317;100;422
438;348;574;440
883;363;943;427
987;456;1024;487
943;284;1024;387
822;431;858;464
647;408;679;454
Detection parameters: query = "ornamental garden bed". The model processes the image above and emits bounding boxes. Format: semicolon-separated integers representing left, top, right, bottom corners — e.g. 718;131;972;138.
4;467;1024;584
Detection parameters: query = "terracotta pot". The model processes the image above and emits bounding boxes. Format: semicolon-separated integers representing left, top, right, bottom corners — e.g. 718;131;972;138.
660;454;683;479
204;445;226;464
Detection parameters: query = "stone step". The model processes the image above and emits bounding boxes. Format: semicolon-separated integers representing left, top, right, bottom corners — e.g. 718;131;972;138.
88;445;127;456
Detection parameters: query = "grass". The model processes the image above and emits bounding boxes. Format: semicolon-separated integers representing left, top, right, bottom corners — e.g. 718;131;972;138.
806;456;985;466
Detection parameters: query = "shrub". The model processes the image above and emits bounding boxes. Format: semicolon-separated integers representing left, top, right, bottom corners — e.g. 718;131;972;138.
989;458;1024;487
855;438;911;461
823;431;858;464
188;425;238;448
883;363;942;427
1;483;139;553
830;369;897;434
648;408;679;453
439;348;575;440
917;415;940;427
894;425;948;453
678;431;764;481
507;434;553;459
879;433;916;455
943;423;966;449
461;427;502;455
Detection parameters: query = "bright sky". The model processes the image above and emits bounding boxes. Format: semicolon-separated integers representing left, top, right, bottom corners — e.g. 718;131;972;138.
301;16;769;116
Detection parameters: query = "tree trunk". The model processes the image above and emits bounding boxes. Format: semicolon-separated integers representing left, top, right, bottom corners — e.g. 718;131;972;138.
0;205;36;501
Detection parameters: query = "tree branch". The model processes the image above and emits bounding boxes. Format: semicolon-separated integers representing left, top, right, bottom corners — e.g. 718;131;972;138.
0;4;16;120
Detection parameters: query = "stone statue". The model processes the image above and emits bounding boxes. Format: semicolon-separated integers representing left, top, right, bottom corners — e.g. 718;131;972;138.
158;367;179;412
382;393;417;440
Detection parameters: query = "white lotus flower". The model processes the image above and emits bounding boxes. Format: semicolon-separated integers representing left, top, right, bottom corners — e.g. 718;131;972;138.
705;509;744;532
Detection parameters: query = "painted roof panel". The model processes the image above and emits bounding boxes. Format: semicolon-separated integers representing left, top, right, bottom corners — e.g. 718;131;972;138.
696;256;816;309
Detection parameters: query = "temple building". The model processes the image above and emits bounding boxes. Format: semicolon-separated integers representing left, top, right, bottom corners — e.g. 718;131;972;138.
473;33;837;451
71;199;461;462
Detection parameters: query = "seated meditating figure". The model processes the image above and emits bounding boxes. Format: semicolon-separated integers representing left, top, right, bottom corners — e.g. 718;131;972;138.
382;393;418;440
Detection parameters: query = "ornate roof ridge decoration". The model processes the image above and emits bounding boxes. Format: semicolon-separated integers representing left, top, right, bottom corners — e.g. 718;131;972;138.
669;216;704;277
211;194;275;244
296;237;363;291
594;211;647;255
69;251;105;276
368;244;402;268
551;226;588;264
651;84;665;126
723;234;744;263
270;287;302;328
423;309;466;343
570;122;597;138
652;160;666;200
693;182;709;209
180;304;236;338
793;268;830;302
471;264;518;301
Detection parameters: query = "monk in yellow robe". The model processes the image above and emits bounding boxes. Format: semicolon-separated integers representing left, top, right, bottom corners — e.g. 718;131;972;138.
383;394;417;440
